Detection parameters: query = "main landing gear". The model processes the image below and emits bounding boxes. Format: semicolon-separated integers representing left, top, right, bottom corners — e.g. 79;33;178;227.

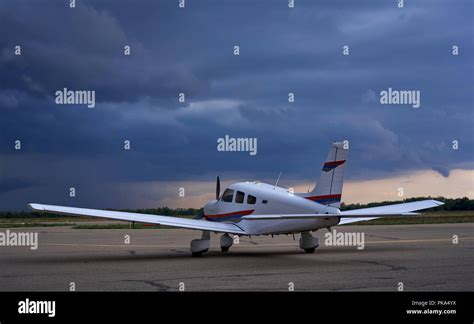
299;231;320;253
191;231;319;256
220;233;233;252
190;232;234;256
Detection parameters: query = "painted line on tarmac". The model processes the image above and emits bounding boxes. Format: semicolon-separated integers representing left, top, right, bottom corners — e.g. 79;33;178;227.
40;236;474;249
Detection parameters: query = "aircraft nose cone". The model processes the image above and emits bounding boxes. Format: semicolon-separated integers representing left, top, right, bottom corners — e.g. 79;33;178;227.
203;200;218;216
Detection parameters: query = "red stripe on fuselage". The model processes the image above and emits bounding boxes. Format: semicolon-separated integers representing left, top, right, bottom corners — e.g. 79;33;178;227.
205;209;254;220
305;194;342;201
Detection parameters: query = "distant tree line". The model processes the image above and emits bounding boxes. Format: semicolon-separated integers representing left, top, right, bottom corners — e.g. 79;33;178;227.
0;197;472;218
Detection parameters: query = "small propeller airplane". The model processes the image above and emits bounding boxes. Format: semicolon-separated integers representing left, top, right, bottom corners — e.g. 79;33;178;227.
29;142;443;256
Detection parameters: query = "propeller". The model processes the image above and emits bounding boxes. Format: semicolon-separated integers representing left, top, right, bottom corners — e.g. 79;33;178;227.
216;176;221;200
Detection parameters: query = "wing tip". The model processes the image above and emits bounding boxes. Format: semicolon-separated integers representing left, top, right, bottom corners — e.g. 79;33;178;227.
430;199;444;206
28;203;44;212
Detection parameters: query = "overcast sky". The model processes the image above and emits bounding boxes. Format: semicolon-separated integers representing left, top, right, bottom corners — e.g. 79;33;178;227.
0;0;473;210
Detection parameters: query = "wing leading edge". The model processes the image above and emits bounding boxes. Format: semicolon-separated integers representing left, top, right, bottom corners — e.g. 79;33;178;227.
28;203;247;235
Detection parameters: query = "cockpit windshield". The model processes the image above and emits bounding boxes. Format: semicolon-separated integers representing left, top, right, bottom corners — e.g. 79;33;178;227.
221;189;234;202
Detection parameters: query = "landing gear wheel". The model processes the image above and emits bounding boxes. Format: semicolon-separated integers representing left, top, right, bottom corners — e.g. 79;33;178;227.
221;246;229;252
190;231;210;257
300;232;319;253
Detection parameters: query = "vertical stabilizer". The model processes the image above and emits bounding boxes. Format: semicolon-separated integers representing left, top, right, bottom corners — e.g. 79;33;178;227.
305;142;348;208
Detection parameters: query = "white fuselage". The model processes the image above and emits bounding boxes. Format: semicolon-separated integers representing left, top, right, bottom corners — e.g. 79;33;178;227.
203;182;340;235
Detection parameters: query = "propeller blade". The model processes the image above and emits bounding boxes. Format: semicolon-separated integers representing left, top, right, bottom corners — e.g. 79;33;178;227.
216;176;220;200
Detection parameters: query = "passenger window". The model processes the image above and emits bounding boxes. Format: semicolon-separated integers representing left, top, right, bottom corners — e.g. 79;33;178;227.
236;191;245;204
247;195;256;205
262;199;268;204
222;189;234;203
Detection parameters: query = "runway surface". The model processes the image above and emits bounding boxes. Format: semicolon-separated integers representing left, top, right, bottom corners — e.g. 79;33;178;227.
0;223;473;291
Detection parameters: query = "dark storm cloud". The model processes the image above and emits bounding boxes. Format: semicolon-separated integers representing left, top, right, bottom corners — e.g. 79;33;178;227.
0;0;472;209
0;0;206;103
0;178;35;194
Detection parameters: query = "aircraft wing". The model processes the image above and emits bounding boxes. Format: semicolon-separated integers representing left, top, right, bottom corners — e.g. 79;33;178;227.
28;203;247;235
338;199;444;225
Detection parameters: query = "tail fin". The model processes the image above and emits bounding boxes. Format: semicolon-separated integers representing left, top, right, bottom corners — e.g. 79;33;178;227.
305;142;348;208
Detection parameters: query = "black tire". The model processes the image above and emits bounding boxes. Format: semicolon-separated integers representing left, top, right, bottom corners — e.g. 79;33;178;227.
304;248;315;253
221;246;230;252
192;252;203;257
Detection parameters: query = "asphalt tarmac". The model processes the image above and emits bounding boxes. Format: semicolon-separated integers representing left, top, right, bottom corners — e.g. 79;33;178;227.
0;223;472;291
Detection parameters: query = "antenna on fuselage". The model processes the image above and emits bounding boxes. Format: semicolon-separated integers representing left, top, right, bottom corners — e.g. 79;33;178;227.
274;171;282;189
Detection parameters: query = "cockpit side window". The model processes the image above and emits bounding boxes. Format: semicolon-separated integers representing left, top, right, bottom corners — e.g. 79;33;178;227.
247;195;256;205
235;191;245;204
221;189;234;203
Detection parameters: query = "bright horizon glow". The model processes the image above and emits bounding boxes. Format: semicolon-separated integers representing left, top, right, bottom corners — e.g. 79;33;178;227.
154;169;474;209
